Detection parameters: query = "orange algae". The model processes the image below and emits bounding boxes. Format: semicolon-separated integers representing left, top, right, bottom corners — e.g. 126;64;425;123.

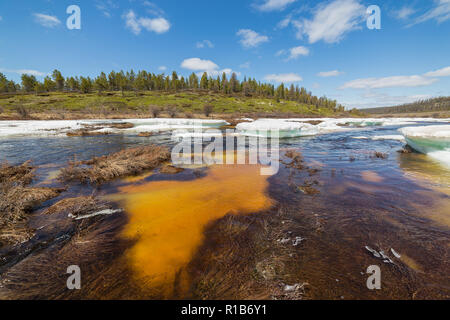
117;164;273;294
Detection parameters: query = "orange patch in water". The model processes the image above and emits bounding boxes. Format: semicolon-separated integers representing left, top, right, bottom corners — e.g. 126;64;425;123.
117;164;273;294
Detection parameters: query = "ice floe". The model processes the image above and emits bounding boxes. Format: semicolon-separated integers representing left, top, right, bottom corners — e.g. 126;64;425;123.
236;119;318;138
400;125;450;165
236;117;449;138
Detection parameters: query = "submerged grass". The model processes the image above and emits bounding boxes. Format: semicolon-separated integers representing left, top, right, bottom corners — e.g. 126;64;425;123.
42;195;115;220
0;161;64;245
59;145;171;184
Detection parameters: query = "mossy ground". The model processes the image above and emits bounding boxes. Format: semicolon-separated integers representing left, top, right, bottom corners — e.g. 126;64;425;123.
0;90;354;119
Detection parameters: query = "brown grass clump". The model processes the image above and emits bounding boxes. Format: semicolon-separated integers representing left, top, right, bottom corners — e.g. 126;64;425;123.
398;145;413;154
106;122;134;129
0;161;64;245
372;151;388;159
138;132;154;137
297;185;320;195
284;150;304;170
59;145;171;184
66;129;111;137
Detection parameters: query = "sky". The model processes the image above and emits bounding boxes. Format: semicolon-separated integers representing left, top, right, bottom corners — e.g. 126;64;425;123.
0;0;449;109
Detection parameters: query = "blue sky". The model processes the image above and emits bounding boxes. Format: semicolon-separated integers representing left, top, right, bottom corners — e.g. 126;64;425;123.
0;0;449;108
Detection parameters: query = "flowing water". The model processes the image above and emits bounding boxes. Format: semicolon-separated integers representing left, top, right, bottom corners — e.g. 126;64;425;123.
0;120;449;299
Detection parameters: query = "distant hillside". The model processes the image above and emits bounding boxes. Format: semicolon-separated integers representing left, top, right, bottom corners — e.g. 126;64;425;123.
363;96;450;114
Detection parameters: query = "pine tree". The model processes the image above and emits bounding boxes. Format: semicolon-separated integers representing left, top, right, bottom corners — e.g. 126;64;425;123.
52;70;65;91
200;72;208;90
21;74;38;92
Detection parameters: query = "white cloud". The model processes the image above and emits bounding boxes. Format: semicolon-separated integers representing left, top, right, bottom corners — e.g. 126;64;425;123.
424;66;450;77
143;1;165;16
410;0;450;25
349;92;433;109
236;29;269;48
287;46;309;60
275;49;286;57
181;58;219;71
196;40;214;49
95;0;118;18
395;7;415;20
264;73;303;83
317;70;343;77
293;0;365;44
240;62;251;69
158;66;167;71
277;15;292;29
0;16;3;21
256;0;297;12
181;58;239;78
123;10;141;34
340;75;438;89
0;68;47;77
123;10;170;35
275;46;309;61
33;13;61;28
139;17;170;34
200;68;241;78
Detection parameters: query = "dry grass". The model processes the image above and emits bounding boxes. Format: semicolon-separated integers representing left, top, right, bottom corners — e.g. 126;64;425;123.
372;151;388;159
66;129;111;137
59;145;171;184
0;161;64;245
42;195;115;219
138;132;154;137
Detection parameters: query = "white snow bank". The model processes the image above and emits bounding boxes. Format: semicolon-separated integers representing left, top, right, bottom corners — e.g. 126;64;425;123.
351;135;405;141
236;117;449;138
0;118;228;137
236;119;318;138
372;135;406;141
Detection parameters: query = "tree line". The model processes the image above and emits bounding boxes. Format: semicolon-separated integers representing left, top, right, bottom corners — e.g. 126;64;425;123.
364;97;450;114
0;69;345;112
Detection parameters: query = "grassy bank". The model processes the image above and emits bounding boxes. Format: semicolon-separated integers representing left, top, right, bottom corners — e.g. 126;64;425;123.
0;90;357;120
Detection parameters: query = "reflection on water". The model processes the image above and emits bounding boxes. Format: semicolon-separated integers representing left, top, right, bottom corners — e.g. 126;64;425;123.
398;152;450;192
114;164;273;296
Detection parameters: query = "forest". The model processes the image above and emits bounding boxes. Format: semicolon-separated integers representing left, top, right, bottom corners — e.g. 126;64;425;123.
364;97;450;114
0;69;345;113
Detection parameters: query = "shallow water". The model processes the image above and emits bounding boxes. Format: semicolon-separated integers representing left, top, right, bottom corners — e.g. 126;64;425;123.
0;121;449;299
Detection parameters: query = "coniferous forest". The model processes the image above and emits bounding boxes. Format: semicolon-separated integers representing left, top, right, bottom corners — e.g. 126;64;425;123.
0;69;345;112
